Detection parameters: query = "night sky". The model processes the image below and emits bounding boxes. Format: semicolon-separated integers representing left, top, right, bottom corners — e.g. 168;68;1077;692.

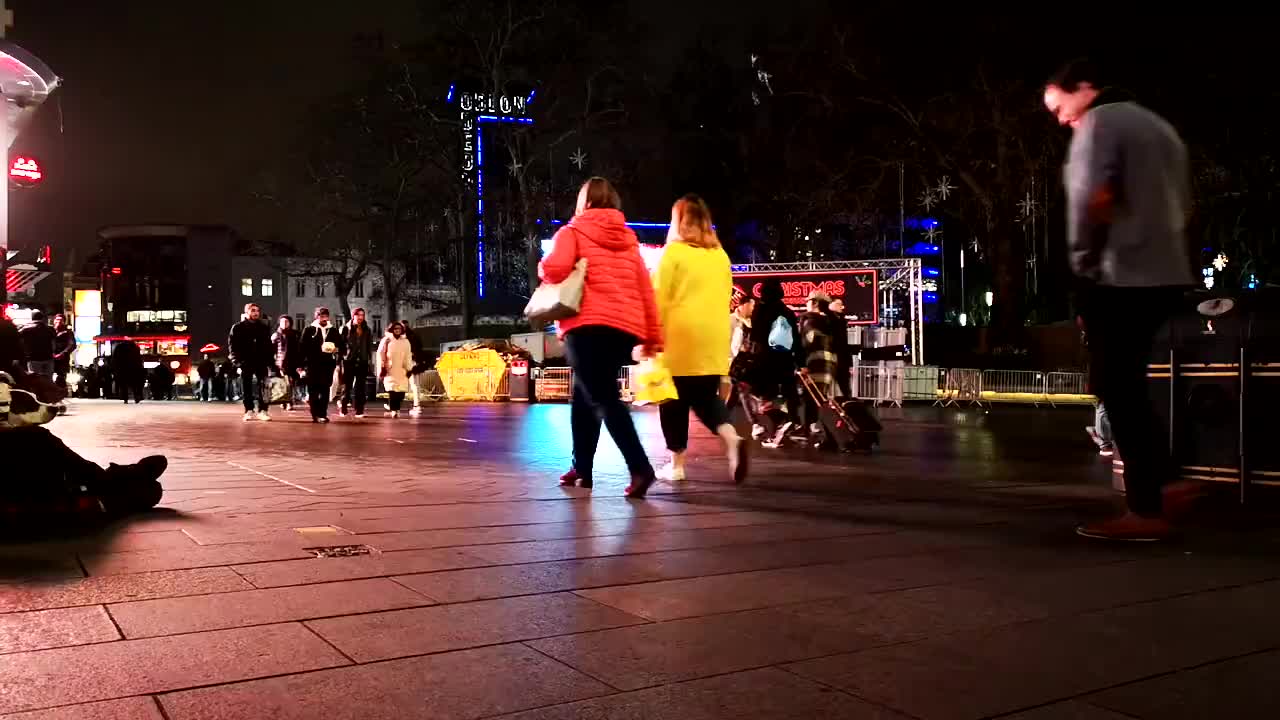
7;2;1272;291
9;0;422;270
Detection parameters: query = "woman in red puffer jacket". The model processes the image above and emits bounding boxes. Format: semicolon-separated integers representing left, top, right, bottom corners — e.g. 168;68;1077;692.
539;177;662;498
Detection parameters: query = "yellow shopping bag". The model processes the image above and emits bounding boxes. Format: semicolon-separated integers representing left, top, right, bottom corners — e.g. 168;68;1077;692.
632;355;678;406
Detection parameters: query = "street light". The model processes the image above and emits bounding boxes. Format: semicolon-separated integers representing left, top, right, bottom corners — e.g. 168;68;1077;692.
984;291;994;307
0;36;60;305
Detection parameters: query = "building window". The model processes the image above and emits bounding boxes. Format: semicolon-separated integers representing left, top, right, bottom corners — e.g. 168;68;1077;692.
372;315;382;335
352;281;365;298
241;278;253;296
295;313;305;329
295;280;306;298
260;279;274;297
315;281;327;298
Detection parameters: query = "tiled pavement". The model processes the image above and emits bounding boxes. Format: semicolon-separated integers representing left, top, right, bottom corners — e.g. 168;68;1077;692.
1;400;1278;719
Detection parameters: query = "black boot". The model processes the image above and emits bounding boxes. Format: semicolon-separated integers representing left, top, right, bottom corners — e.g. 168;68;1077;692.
101;456;167;514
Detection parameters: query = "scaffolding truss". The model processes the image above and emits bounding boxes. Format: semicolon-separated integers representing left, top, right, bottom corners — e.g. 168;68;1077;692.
731;258;924;364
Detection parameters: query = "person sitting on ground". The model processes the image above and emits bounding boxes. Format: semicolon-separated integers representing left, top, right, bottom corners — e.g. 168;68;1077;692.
0;317;167;533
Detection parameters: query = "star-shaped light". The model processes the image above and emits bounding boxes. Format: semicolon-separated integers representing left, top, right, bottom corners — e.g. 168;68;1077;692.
935;176;956;201
569;147;587;170
924;227;940;242
1212;252;1229;271
1017;191;1039;219
919;188;937;211
507;160;523;176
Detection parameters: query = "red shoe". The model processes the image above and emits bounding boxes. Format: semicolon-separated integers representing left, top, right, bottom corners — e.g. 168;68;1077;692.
559;468;592;489
1162;480;1208;521
1076;512;1172;542
624;472;656;499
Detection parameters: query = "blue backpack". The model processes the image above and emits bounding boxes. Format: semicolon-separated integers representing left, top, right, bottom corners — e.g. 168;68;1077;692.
767;316;793;351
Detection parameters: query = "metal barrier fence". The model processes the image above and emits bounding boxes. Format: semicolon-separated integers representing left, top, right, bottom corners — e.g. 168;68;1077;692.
457;364;1093;406
981;369;1048;404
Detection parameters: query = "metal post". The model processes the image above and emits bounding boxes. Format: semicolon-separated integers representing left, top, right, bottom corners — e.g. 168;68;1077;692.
1239;345;1248;504
897;162;905;257
0;103;8;307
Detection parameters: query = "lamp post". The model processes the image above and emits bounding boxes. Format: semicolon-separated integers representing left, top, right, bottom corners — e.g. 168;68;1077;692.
0;16;60;305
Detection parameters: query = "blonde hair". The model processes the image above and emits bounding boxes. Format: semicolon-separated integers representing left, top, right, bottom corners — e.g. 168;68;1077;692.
667;194;720;249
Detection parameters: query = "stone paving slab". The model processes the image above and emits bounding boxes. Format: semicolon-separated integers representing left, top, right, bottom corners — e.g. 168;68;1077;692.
306;591;649;662
106;577;434;638
157;643;613;720
494;667;911;719
0;623;349;715
0;696;165;720
2;401;1277;718
0;605;120;654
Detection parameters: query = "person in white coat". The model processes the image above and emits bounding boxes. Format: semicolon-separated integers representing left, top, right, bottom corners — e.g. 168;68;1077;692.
377;321;414;418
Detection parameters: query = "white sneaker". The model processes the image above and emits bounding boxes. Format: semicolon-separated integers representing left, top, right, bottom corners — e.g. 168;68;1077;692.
355;413;366;419
751;424;767;440
242;411;256;422
771;421;794;446
409;407;422;417
656;464;686;482
257;411;271;422
391;411;400;419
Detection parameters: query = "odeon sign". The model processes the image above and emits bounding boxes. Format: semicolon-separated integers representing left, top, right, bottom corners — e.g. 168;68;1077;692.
459;93;529;116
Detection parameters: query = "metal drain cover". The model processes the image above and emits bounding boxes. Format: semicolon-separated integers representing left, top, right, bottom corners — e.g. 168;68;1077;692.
305;545;376;558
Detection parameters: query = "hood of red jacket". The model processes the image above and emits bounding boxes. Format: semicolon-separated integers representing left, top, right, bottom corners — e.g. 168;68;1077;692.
566;208;637;251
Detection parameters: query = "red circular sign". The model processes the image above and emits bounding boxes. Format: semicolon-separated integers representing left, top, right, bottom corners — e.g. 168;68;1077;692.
9;156;43;186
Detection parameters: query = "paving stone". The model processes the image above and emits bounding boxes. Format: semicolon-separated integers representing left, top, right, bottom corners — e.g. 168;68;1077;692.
0;623;348;715
307;591;648;662
158;643;612;720
0;567;253;613
495;666;909;719
79;542;315;576
526;604;885;691
785;581;1280;720
997;701;1145;719
346;511;803;552
0;696;164;720
107;578;433;638
0;552;84;582
0;605;120;654
1087;649;1280;720
232;547;484;587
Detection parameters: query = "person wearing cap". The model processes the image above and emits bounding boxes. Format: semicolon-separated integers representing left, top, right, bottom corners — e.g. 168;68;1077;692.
800;290;839;437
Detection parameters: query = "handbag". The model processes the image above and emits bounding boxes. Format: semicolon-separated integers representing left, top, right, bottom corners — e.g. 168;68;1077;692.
266;376;290;404
632;355;678;406
768;316;794;351
525;258;588;325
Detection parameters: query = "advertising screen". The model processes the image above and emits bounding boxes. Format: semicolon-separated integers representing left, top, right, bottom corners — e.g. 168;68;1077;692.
732;269;878;326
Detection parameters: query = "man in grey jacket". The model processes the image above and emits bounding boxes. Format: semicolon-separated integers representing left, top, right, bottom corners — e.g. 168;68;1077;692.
1045;59;1194;541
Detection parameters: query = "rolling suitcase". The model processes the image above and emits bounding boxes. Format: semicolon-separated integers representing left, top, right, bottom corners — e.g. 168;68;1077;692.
798;371;879;452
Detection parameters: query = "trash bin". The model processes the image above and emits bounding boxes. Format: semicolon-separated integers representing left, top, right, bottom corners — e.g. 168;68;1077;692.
509;359;534;402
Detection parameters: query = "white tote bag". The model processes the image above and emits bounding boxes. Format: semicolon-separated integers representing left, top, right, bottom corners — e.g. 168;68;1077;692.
525;258;587;325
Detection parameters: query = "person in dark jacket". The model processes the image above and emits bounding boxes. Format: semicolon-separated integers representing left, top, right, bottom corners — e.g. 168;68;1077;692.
298;307;344;422
18;310;56;379
827;298;853;399
110;340;145;404
196;354;216;402
747;280;803;446
51;314;75;390
228;303;273;421
338;307;374;417
800;291;838;437
271;315;301;411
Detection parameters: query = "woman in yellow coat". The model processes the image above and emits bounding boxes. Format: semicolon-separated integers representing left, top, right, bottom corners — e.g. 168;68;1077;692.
653;195;747;484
